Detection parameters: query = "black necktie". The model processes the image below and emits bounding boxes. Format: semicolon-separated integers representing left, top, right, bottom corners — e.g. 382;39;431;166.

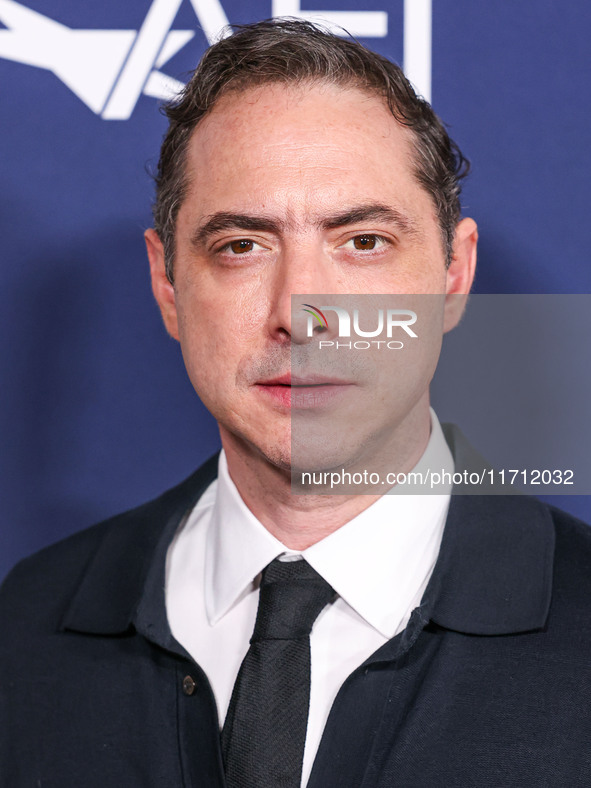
221;557;336;787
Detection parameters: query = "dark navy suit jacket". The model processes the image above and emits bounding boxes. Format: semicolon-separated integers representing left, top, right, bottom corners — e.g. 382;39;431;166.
2;427;591;786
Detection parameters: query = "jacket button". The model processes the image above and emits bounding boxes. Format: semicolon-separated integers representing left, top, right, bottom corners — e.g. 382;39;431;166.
182;675;196;696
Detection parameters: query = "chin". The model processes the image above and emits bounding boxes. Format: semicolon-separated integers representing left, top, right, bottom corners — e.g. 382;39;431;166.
257;443;293;473
290;441;368;476
240;429;293;473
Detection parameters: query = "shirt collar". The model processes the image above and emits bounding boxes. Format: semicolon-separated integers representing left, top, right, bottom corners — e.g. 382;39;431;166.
206;410;453;637
205;450;288;625
59;423;555;643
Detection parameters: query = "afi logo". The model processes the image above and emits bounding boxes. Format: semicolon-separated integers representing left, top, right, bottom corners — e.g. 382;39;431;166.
0;0;432;120
303;305;418;338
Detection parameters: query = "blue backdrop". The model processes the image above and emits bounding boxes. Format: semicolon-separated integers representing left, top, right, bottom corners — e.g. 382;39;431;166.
2;0;590;579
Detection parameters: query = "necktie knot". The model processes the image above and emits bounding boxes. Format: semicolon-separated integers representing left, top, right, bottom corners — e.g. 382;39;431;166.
251;558;335;642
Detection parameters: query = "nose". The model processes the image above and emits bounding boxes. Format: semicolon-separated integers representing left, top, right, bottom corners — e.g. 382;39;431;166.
268;242;340;345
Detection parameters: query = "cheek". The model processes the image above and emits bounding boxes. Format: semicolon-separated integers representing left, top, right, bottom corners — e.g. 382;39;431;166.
404;255;448;294
183;278;271;368
173;284;266;397
174;293;232;394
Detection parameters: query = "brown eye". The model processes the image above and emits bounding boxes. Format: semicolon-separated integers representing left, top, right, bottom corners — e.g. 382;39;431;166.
353;235;377;250
230;239;254;254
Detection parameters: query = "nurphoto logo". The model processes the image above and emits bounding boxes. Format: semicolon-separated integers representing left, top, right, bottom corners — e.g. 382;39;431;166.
302;303;418;350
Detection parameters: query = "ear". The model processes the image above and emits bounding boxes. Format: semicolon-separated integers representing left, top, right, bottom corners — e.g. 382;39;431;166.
145;228;179;340
443;217;478;333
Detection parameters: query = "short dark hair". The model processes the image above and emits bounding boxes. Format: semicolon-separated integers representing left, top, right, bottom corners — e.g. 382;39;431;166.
153;18;469;282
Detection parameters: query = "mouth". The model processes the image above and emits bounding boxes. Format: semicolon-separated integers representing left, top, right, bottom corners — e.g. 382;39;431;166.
255;374;355;408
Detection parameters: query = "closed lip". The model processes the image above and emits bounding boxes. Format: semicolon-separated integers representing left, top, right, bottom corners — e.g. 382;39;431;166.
257;374;353;386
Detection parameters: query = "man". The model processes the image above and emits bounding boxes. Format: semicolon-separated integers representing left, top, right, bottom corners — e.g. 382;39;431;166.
2;18;591;787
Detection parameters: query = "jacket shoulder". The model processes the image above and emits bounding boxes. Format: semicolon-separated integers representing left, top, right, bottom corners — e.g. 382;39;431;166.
548;504;591;607
0;498;160;635
0;455;218;633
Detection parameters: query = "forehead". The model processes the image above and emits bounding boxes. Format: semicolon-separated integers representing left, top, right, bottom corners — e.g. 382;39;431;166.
181;81;435;226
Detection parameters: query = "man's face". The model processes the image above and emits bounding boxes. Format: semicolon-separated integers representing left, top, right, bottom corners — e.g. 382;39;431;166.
147;82;476;473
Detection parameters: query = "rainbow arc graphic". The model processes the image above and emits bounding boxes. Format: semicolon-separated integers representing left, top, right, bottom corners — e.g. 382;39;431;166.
302;304;329;330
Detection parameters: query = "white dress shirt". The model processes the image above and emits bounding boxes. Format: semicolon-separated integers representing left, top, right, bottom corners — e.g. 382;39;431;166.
166;409;453;786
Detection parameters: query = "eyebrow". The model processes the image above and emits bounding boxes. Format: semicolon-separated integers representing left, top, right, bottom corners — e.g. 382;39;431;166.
320;204;420;237
191;213;284;247
191;203;421;248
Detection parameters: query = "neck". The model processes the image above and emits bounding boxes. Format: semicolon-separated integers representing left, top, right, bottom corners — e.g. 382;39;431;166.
220;399;432;550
